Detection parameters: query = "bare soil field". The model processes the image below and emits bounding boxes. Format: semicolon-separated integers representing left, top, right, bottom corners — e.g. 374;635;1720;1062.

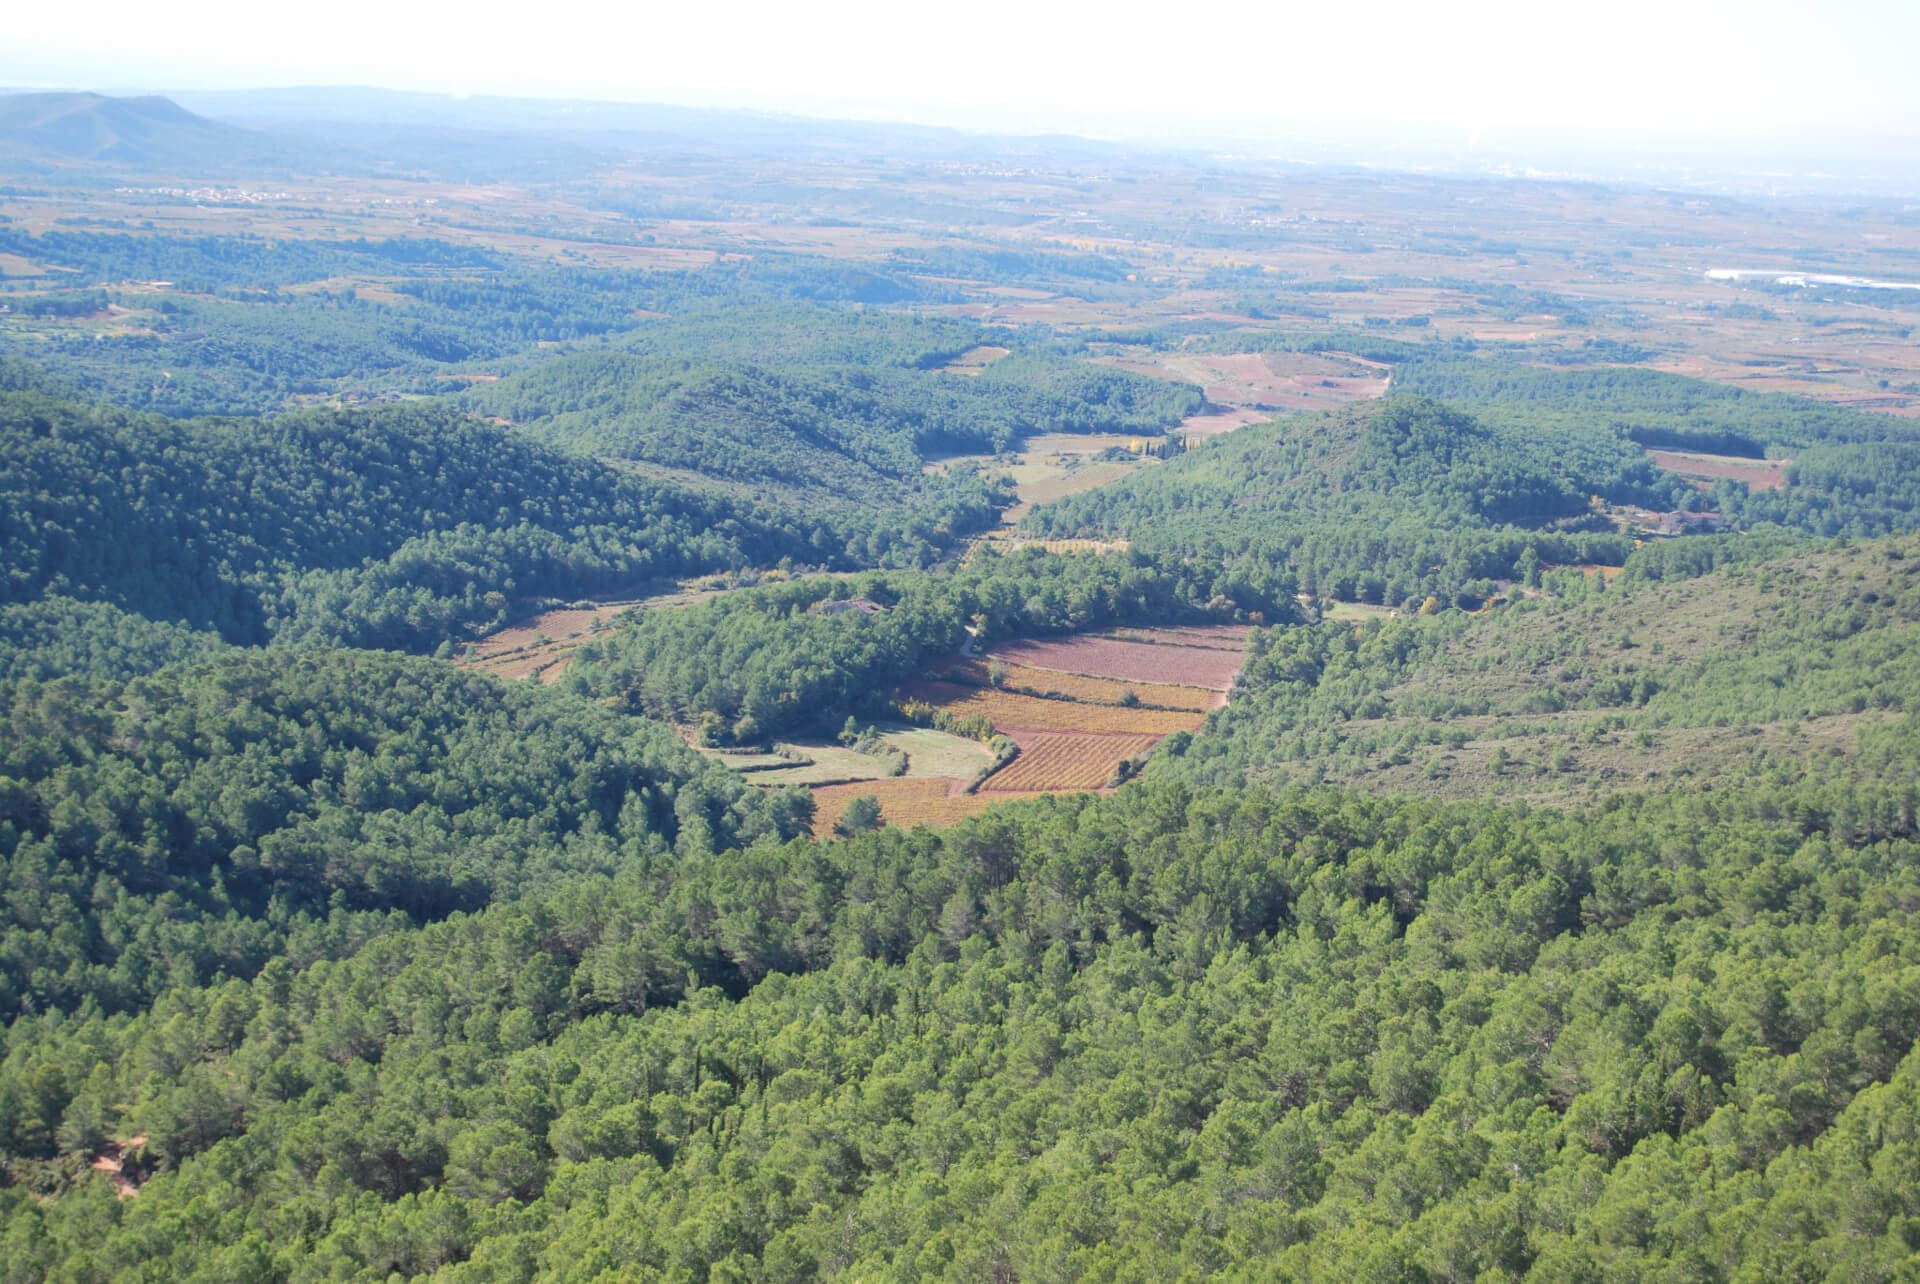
984;628;1246;691
1647;448;1789;490
456;604;633;683
1103;624;1250;650
939;344;1011;374
1092;349;1391;434
935;657;1216;711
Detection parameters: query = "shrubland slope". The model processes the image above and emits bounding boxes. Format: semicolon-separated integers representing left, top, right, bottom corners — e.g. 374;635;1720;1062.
1164;535;1920;804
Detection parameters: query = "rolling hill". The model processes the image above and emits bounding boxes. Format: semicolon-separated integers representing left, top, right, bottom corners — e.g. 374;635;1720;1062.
1164;535;1920;805
0;91;275;172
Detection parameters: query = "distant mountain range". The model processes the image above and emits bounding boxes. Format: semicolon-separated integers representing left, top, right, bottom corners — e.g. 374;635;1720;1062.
0;86;1143;184
0;91;286;173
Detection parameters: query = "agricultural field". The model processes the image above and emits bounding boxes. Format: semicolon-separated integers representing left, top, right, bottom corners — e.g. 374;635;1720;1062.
938;344;1011;374
739;726;992;787
984;625;1247;691
1647;448;1790;490
899;680;1208;736
978;731;1162;792
806;778;996;839
1103;624;1250;649
1091;349;1392;435
754;626;1239;828
935;657;1217;711
869;624;1238;809
456;604;631;682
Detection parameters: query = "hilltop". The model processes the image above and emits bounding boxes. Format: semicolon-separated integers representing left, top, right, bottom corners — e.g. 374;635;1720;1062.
1025;396;1683;606
0;92;277;173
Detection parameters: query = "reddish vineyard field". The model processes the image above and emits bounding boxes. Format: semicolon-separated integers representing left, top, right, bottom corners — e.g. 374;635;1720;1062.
985;630;1245;691
979;732;1161;791
935;658;1217;711
1104;624;1250;650
807;779;995;838
899;681;1206;735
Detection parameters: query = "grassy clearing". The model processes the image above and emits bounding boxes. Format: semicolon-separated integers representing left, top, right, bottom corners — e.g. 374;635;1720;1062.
714;726;993;788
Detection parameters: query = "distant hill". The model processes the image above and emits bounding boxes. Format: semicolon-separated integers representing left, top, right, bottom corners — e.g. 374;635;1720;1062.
1022;397;1686;606
0;91;274;172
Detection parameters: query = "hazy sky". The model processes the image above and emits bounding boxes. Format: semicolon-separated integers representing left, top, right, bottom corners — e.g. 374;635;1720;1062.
7;0;1920;144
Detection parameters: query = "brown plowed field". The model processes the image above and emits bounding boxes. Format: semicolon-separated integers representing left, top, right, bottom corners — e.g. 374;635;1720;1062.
1647;449;1789;491
899;681;1206;735
980;732;1161;791
985;632;1245;690
808;778;996;838
936;658;1216;711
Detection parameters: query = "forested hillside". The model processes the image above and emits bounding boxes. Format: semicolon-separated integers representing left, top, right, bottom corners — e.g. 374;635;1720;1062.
1392;357;1920;453
0;390;1006;656
4;769;1917;1278
0;649;806;1022
464;339;1199;506
1025;397;1675;607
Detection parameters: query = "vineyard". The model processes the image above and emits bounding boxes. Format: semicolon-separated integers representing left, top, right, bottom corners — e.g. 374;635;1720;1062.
934;657;1218;711
807;778;996;839
978;732;1162;792
984;626;1247;690
1103;624;1250;650
898;680;1207;736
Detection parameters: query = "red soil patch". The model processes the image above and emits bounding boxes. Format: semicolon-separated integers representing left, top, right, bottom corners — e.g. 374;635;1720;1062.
984;631;1245;691
1104;624;1250;650
1647;448;1789;491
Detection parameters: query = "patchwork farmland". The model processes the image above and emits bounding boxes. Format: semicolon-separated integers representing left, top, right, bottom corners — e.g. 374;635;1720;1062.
877;622;1246;805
